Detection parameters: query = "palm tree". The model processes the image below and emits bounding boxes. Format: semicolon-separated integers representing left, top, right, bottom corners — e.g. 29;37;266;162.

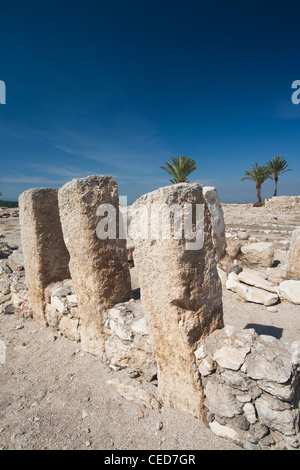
266;156;292;197
241;163;272;206
161;155;197;184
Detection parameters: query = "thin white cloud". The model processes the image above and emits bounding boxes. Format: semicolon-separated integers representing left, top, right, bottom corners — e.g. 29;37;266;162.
0;175;63;185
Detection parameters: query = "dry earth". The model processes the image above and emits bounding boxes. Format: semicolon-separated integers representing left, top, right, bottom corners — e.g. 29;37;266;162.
0;202;299;451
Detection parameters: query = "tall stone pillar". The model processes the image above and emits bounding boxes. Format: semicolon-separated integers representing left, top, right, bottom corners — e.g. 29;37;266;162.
19;188;70;324
202;186;226;262
287;229;300;280
132;183;224;420
58;175;132;355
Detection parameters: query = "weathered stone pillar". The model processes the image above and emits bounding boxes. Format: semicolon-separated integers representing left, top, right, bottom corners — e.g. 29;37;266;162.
287;228;300;280
132;183;224;420
58;175;132;355
202;186;226;261
19;188;70;324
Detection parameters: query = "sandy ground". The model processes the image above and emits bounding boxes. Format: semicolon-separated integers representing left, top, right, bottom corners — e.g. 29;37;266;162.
0;202;299;451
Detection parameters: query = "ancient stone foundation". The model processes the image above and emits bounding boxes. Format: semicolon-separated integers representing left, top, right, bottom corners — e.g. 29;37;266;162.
15;178;300;450
18;188;70;324
265;195;300;212
195;326;300;449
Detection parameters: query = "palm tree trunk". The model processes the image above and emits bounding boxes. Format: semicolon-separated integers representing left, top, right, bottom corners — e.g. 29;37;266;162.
274;177;278;197
256;183;261;203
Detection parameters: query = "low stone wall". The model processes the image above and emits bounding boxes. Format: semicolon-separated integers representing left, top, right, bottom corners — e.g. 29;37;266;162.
103;300;157;379
195;326;300;449
265;196;300;212
44;279;81;341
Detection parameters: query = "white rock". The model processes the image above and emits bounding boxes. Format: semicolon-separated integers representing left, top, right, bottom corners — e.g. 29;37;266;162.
226;279;278;306
109;319;133;341
194;345;206;361
209;420;241;444
132;317;148;336
241;242;274;267
213;345;250;371
51;296;67;314
198;358;215;376
279;280;300;304
243;402;257;424
238;231;249;240
238;271;279;294
66;294;77;305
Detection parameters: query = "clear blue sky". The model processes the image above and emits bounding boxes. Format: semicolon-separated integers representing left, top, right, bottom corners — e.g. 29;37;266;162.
0;0;299;203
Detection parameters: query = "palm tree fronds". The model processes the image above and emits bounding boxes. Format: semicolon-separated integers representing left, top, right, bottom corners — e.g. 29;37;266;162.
161;155;197;184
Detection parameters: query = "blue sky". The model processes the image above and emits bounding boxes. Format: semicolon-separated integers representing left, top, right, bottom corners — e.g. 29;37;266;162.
0;0;299;203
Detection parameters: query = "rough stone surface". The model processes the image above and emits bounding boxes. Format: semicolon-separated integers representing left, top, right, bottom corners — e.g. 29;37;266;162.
107;380;161;409
132;183;224;420
197;325;300;449
104;299;155;373
240;242;274;268
279;280;300;305
226;278;279;306
287;229;300;280
58;175;132;355
237;271;278;294
202;186;226;261
19;188;70;324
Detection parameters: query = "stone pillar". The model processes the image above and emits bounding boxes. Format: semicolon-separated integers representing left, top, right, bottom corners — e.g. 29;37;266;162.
58;175;132;355
287;229;300;280
202;186;226;262
19;188;70;324
132;183;224;420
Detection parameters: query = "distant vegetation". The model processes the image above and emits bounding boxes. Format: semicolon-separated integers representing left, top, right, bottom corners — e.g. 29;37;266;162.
266;156;292;197
0;200;18;208
0;192;18;208
241;163;272;206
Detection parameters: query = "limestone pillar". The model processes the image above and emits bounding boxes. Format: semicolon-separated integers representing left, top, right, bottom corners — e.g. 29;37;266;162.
19;188;70;324
132;183;224;420
287;229;300;280
58;175;132;355
202;186;226;261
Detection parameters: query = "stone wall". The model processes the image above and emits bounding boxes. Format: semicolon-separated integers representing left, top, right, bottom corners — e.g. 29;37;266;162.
265;196;300;212
195;326;300;449
287;229;300;280
44;279;80;341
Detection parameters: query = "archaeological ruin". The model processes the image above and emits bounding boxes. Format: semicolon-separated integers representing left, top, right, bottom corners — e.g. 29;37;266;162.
2;176;299;450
